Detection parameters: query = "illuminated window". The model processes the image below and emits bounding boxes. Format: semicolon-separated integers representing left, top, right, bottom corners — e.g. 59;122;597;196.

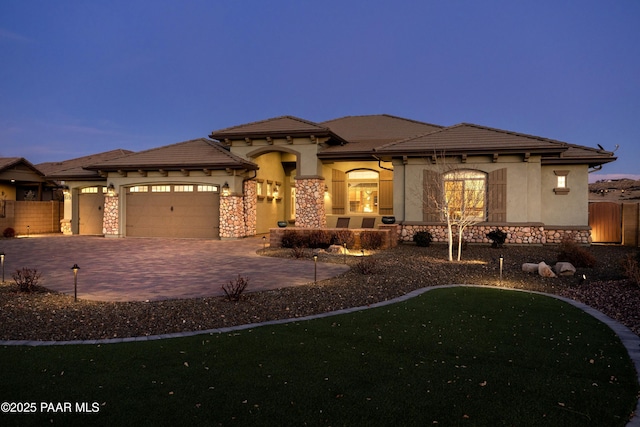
553;170;570;194
151;185;171;192
256;180;264;197
266;181;273;197
129;186;148;193
81;187;98;194
197;185;218;192
557;176;566;188
348;170;379;214
174;185;194;192
443;170;486;220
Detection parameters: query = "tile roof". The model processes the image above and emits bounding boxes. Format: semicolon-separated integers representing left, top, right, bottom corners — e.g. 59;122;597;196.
318;114;444;159
0;157;45;176
86;138;258;171
373;122;616;166
37;149;133;179
209;115;340;141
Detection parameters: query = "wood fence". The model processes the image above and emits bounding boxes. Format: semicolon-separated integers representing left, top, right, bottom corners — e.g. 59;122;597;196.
589;202;639;246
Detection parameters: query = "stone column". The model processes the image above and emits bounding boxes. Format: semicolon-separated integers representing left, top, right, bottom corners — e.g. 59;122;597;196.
60;190;72;235
243;180;257;237
103;194;119;237
220;195;245;239
294;177;326;228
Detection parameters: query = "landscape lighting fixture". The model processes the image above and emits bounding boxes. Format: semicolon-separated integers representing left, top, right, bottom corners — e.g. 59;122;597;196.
71;264;80;302
0;252;4;284
313;254;318;283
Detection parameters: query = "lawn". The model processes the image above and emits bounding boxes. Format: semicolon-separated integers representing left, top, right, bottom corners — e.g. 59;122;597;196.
0;287;637;426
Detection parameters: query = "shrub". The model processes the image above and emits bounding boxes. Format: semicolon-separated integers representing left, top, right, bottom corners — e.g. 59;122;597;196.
12;268;41;292
290;247;307;259
487;229;507;248
360;231;385;250
557;236;597;268
355;256;377;275
3;227;15;238
308;230;332;249
221;275;249;301
331;229;355;249
281;230;307;248
413;231;432;247
621;253;640;286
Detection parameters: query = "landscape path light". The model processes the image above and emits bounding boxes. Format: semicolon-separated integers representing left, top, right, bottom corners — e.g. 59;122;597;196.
313;254;318;283
343;242;347;264
499;254;504;283
262;235;266;251
71;264;80;302
0;252;4;284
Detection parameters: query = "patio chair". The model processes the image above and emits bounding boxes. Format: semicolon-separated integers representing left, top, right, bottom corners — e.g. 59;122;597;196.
361;218;376;228
336;217;350;228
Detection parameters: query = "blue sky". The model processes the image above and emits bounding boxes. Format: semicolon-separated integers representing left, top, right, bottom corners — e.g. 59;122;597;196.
1;1;638;181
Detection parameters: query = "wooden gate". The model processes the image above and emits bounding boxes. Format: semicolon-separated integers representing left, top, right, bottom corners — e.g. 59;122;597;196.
589;202;621;243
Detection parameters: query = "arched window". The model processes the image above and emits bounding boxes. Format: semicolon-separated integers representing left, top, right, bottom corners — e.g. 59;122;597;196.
347;170;379;213
443;170;486;221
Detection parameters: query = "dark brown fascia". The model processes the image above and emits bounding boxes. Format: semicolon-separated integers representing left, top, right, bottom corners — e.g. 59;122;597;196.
541;155;617;168
84;162;258;173
209;130;348;145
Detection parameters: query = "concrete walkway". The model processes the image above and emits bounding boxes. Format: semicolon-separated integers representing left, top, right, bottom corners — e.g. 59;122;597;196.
0;235;349;301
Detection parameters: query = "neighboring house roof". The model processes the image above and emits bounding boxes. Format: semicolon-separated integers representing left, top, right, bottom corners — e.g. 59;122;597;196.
0;157;46;182
86;138;258;172
318;114;444;159
209;115;346;144
374;123;616;166
38;149;133;180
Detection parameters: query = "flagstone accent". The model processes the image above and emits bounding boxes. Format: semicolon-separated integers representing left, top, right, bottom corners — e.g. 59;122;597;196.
294;177;326;228
102;194;119;237
220;195;245;239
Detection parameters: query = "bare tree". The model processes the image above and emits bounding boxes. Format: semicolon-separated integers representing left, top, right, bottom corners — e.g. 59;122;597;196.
422;153;487;261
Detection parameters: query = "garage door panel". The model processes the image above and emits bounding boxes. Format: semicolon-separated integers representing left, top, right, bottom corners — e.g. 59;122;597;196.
126;187;219;238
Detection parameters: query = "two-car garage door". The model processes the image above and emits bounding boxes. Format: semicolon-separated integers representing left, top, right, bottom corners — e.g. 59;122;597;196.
126;184;220;238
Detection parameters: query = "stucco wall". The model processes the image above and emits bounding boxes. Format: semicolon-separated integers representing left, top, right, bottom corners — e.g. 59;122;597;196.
540;165;589;226
253;152;286;233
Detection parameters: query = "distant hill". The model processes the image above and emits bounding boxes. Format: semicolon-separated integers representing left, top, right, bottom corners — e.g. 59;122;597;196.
589;178;640;202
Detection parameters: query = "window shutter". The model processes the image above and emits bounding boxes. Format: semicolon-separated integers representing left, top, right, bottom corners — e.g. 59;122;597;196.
378;169;393;215
332;169;345;214
487;168;507;222
423;170;442;222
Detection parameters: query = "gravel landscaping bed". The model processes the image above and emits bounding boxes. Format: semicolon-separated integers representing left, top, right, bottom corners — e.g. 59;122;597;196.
1;243;639;341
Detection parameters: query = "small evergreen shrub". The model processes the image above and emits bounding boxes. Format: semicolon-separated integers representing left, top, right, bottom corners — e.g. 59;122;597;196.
355;256;377;275
331;229;355;249
3;227;15;238
621;253;640;286
290;246;307;259
281;230;307;248
309;230;332;249
487;229;507;248
360;231;385;250
557;236;596;268
413;231;432;247
12;268;41;292
221;275;249;301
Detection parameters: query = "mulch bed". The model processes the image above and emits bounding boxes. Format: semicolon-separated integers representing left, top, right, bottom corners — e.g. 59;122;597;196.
1;243;639;341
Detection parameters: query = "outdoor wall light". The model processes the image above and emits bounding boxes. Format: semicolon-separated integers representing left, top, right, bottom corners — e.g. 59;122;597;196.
222;182;230;196
71;264;80;302
273;185;279;198
107;183;116;196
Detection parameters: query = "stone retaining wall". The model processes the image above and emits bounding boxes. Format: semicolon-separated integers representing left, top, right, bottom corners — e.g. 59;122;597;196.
399;224;591;245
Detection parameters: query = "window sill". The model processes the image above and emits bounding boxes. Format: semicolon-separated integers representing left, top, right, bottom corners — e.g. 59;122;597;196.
553;187;570;195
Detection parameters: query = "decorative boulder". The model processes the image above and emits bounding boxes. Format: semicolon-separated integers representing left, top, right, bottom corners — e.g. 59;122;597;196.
554;262;576;276
522;263;539;273
538;262;557;278
327;244;347;254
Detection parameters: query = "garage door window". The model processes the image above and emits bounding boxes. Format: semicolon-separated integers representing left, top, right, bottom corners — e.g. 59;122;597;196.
174;185;194;192
129;186;148;193
152;185;171;192
197;185;218;192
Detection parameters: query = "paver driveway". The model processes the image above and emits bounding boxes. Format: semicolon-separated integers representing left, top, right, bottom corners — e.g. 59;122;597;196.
0;235;349;302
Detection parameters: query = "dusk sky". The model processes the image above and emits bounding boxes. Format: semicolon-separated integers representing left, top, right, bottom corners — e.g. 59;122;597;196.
1;1;638;181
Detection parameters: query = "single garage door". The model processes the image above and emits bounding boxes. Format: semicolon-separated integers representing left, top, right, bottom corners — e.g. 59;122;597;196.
126;184;220;238
79;186;105;235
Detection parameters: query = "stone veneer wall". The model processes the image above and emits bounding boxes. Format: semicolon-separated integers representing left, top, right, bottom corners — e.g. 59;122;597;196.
399;224;591;245
102;195;119;236
243;180;257;237
294;178;326;228
220;195;245;239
